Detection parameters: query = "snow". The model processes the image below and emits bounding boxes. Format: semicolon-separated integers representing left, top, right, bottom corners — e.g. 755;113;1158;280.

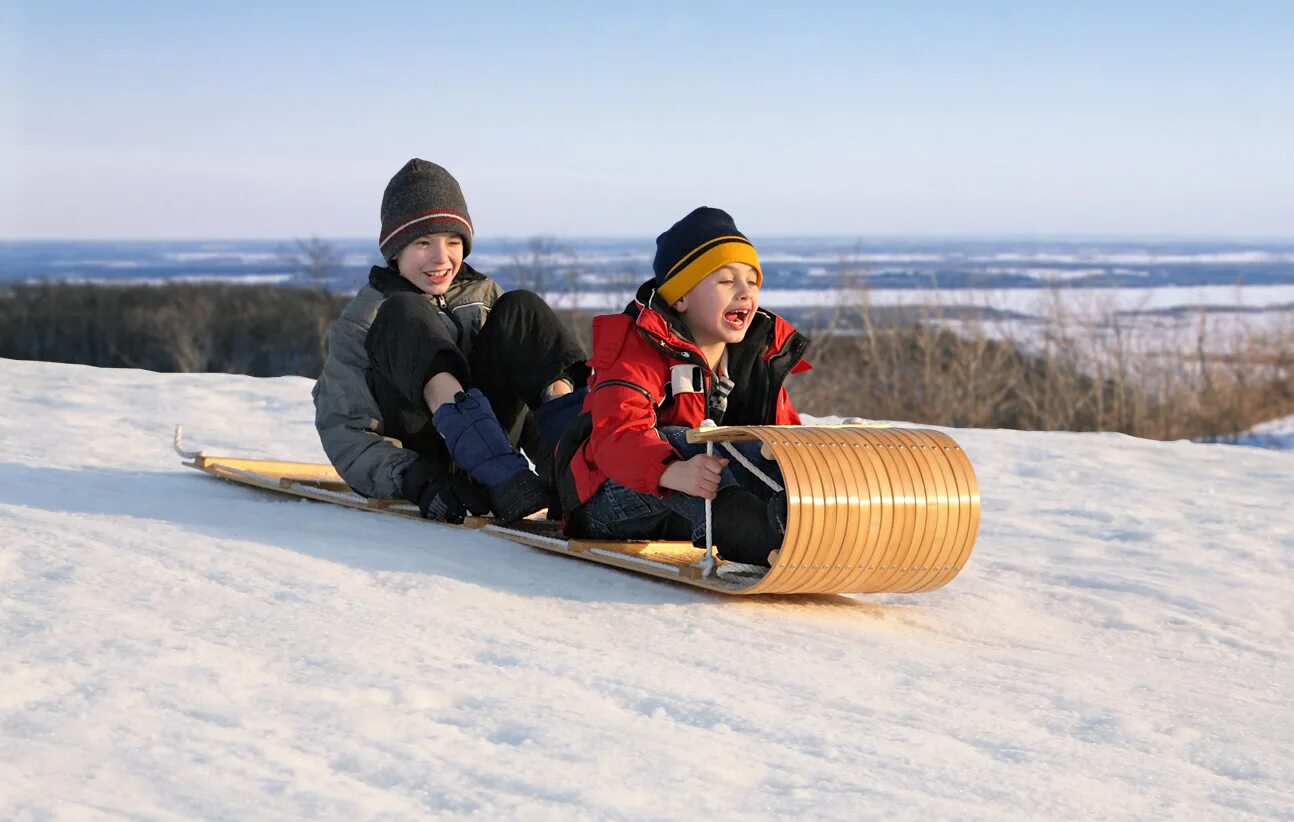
542;284;1294;317
1;358;1292;819
757;284;1294;314
1238;414;1294;451
161;251;281;264
977;251;1294;265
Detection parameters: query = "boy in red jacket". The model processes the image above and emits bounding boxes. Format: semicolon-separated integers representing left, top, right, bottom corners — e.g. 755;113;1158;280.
555;207;810;565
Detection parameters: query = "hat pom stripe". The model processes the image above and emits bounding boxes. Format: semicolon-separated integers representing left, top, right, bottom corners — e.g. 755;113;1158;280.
379;210;474;256
666;235;754;278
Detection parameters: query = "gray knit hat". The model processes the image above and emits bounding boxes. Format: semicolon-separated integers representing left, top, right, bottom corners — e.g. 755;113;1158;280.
378;159;474;261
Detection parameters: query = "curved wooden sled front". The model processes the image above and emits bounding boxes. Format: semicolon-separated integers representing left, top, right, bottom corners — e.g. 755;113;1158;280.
682;425;981;595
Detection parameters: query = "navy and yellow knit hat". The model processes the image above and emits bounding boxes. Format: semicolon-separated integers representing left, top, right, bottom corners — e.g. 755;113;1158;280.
653;207;762;304
379;159;474;261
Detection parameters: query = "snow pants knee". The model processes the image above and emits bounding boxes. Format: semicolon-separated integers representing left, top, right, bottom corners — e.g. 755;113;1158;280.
364;289;589;467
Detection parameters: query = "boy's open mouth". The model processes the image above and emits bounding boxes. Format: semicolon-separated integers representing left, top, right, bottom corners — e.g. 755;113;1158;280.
424;269;453;283
723;308;750;328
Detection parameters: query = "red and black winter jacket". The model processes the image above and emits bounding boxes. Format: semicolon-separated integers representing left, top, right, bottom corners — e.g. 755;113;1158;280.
557;281;811;518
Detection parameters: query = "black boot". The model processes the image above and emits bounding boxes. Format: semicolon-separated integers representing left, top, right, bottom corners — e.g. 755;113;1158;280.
767;490;788;535
708;487;785;567
484;469;551;523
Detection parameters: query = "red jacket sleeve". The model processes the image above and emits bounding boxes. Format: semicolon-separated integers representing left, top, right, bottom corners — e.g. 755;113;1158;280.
585;316;680;495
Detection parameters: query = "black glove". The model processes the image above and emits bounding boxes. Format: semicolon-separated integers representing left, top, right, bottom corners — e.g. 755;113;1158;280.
400;458;491;524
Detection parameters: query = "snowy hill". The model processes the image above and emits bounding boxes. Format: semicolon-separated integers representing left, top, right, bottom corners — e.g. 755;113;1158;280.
2;358;1291;819
1239;413;1294;451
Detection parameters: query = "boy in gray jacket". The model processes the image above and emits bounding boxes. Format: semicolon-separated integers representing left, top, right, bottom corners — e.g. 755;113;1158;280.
312;159;588;522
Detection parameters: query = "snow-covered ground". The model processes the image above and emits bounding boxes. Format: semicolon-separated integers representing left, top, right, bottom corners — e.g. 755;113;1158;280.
1238;414;1294;451
1;358;1291;820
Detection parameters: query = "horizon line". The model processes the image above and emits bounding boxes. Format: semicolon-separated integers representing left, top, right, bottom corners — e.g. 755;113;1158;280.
4;233;1294;245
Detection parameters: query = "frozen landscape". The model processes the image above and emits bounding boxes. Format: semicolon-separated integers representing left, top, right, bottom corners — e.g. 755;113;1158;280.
5;239;1291;361
4;237;1294;296
1;357;1291;819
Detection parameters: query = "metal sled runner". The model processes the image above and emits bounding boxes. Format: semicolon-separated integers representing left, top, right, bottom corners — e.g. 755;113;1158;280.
176;424;980;596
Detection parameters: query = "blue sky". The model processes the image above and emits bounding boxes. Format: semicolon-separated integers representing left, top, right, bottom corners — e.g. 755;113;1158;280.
2;1;1291;240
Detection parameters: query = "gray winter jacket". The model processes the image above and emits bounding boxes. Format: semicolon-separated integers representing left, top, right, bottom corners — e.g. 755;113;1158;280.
312;264;504;499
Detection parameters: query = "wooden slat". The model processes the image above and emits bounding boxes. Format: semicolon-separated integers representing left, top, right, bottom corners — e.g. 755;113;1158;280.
193;455;346;484
897;429;950;592
684;425;981;595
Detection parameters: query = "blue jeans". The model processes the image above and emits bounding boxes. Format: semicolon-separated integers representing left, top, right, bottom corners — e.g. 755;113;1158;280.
573;426;783;544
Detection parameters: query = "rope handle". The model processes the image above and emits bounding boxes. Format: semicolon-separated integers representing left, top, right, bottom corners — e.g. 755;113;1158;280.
718;441;783;493
699;419;718;577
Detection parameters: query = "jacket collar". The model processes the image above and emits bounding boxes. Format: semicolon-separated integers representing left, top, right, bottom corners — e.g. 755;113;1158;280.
368;262;488;297
624;278;713;367
625;277;801;367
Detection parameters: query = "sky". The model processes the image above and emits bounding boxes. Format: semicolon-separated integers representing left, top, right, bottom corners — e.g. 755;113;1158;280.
2;1;1292;240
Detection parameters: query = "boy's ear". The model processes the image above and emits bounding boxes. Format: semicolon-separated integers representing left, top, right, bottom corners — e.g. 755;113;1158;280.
671;295;687;313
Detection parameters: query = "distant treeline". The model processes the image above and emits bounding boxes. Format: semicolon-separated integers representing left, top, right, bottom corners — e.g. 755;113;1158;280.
0;282;347;377
2;282;1290;443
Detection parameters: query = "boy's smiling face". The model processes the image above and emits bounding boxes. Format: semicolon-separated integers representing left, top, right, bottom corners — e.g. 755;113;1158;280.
395;232;464;295
671;262;760;349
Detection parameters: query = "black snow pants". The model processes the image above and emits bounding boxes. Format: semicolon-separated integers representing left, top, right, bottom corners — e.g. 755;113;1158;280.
364;289;589;474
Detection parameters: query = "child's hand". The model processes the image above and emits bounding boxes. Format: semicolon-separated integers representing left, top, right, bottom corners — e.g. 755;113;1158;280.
659;454;729;499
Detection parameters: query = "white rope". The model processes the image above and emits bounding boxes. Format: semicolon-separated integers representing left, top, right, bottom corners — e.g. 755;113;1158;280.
716;561;768;578
719;441;783;493
699;419;718;577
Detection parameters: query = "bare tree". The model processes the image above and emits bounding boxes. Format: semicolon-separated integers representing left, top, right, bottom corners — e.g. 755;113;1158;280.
506;236;581;306
279;236;343;285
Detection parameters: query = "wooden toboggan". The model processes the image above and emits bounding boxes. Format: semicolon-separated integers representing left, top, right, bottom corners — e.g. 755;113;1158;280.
177;423;980;596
